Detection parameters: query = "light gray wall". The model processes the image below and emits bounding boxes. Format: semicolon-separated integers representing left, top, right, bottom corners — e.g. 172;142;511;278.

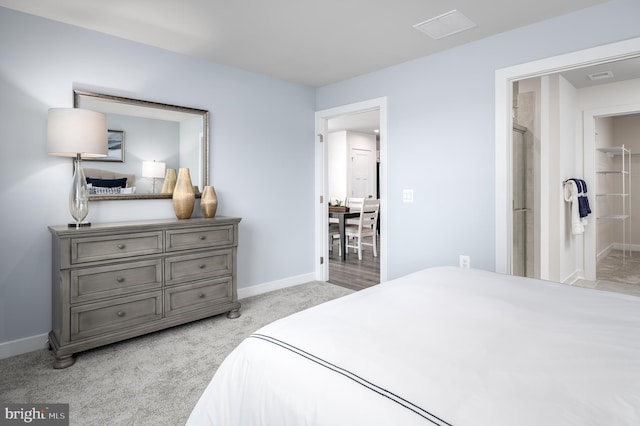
0;7;314;343
316;0;640;280
180;117;203;189
2;0;640;346
98;113;179;193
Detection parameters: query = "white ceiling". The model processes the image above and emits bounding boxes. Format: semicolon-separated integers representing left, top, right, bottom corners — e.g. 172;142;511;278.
328;110;380;134
0;0;610;87
560;56;640;89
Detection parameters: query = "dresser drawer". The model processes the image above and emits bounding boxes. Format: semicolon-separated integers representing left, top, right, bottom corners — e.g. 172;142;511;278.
165;249;233;285
70;292;162;341
71;231;163;264
165;277;232;317
70;259;162;304
166;225;236;252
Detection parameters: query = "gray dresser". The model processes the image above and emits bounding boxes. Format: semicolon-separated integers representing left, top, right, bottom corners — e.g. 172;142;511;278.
48;217;241;368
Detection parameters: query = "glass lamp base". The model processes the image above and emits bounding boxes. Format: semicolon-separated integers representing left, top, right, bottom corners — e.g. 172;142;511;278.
68;222;91;228
69;155;90;228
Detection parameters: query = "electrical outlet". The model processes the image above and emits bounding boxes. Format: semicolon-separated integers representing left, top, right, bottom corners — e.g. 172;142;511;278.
459;255;470;269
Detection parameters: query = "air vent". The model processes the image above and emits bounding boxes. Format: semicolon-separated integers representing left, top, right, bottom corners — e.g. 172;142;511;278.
587;71;614;81
413;10;476;40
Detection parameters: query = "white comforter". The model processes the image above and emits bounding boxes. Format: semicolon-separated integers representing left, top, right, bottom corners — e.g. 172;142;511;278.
187;267;640;425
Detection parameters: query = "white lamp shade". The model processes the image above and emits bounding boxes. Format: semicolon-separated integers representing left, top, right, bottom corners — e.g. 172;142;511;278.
142;161;167;179
47;108;108;158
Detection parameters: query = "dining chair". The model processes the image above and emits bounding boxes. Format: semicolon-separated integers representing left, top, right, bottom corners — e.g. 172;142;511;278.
344;198;380;260
328;222;340;254
329;197;363;254
345;197;364;225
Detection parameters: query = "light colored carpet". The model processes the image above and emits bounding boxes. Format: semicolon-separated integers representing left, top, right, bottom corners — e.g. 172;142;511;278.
0;281;353;425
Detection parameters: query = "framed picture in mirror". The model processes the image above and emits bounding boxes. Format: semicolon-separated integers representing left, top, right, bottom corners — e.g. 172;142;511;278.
84;129;124;162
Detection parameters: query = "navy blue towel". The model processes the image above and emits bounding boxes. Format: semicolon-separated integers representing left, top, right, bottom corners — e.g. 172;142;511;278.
570;178;591;218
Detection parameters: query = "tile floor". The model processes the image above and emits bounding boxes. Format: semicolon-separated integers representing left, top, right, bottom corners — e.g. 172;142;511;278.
574;249;640;297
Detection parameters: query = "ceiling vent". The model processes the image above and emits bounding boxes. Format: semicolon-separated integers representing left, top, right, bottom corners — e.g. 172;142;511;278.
587;70;614;81
413;9;476;40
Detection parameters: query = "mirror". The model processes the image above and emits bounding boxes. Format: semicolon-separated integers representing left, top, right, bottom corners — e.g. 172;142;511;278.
74;89;209;200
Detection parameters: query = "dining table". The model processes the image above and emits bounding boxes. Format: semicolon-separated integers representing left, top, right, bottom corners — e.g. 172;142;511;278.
329;210;360;261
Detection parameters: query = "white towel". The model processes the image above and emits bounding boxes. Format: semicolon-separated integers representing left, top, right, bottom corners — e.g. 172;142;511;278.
564;180;584;235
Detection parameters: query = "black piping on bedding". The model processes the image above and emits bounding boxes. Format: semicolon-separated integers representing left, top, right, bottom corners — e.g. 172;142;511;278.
250;333;453;426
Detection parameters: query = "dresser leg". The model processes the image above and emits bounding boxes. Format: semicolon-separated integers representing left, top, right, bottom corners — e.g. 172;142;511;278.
227;308;241;319
53;354;75;369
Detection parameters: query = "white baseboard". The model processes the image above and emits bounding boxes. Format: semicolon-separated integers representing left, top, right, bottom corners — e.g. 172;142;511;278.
0;333;49;360
598;243;640;263
0;273;316;360
612;242;640;253
237;272;315;300
562;269;584;285
597;244;614;263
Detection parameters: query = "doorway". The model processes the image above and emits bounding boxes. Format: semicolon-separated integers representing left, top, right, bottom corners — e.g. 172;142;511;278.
315;97;388;285
584;108;640;289
495;37;640;283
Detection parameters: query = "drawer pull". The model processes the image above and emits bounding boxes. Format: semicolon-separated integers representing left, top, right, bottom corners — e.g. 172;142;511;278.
117;244;126;250
116;277;125;283
117;311;126;317
199;236;206;240
198;293;206;299
199;264;206;269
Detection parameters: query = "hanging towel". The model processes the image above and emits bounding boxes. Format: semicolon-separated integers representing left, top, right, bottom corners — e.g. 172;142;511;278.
564;180;584;235
570;178;591;219
579;179;592;216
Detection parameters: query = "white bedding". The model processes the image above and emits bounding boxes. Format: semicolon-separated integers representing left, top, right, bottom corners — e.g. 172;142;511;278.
187;267;640;425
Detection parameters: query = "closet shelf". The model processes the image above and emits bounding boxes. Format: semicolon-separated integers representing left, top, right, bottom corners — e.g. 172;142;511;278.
597;146;631;156
597;170;629;174
596;193;629;197
598;214;630;220
596;144;631;264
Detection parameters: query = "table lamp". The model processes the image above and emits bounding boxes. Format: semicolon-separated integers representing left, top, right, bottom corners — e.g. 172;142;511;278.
142;160;166;193
47;108;107;228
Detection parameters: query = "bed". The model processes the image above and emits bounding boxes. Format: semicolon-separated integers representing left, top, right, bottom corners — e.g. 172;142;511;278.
187;267;640;425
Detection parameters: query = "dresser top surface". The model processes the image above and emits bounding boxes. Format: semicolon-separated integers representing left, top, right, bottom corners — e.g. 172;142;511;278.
49;216;241;236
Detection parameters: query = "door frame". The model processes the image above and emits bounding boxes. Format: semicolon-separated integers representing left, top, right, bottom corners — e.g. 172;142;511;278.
495;37;640;276
583;103;640;280
315;97;388;282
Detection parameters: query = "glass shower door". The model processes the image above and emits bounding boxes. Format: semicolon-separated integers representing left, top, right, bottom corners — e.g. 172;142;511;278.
512;124;532;277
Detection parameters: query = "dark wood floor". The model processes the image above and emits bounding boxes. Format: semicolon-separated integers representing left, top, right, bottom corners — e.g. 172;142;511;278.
328;236;380;291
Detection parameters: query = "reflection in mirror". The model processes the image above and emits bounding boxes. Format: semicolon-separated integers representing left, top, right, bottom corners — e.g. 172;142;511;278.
74;90;209;200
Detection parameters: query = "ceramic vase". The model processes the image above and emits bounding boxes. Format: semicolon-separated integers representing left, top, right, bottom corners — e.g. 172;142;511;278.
172;168;195;219
201;185;218;218
161;168;177;194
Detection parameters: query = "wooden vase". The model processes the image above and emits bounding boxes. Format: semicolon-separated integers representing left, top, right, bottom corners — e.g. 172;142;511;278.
161;168;177;194
201;186;218;218
172;168;195;219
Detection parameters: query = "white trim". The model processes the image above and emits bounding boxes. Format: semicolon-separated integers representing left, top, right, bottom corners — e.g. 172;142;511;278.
495;37;640;275
598;243;615;263
562;269;584;285
237;273;315;300
0;333;49;360
583;103;640;280
613;242;640;252
315;97;388;283
1;274;315;360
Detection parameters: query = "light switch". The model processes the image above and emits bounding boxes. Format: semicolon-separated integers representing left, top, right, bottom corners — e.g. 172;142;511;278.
403;189;414;203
